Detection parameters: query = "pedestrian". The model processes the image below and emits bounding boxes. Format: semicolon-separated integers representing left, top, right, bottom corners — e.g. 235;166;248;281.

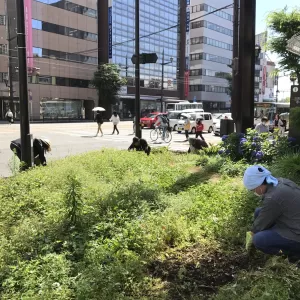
5;109;13;125
95;110;103;137
255;116;269;134
128;137;151;156
278;115;285;136
243;165;300;262
110;112;120;135
10;138;51;169
195;118;205;140
184;116;191;141
274;114;279;129
154;114;168;141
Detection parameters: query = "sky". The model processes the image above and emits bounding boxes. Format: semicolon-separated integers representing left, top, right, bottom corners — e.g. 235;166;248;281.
256;1;300;99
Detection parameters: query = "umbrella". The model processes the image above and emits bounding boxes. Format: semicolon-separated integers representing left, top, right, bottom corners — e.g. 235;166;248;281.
92;107;106;112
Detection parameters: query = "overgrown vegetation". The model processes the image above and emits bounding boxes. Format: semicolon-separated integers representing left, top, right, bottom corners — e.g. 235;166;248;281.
1;146;300;299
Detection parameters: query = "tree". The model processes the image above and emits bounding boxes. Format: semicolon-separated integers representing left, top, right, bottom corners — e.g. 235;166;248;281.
266;8;300;84
91;64;127;116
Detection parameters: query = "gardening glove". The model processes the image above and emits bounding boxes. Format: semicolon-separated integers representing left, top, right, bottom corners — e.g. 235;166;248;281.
245;231;254;252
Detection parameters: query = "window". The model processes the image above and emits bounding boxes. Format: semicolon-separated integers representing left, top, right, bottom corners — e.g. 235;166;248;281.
190;52;232;65
191;20;233;37
0;72;8;82
204;114;210;121
38;76;52;84
35;0;97;18
0;15;6;25
0;44;8;54
191;4;233;21
32;19;98;42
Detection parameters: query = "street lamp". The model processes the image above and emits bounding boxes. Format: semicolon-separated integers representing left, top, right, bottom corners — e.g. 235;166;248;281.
118;56;129;79
255;44;261;59
160;49;173;112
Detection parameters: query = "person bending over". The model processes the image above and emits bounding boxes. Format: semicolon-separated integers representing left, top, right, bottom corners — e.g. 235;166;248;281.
128;137;151;156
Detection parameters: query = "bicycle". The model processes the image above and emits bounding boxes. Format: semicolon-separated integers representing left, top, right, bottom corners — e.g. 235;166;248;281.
150;127;172;143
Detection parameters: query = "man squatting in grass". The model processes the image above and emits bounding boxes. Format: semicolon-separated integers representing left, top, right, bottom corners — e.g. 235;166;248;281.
128;137;151;156
244;165;300;261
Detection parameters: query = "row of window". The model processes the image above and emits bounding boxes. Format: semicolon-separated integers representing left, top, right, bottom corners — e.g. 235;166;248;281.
0;15;5;25
189;84;229;93
0;72;8;82
191;20;233;37
190;52;232;65
191;3;233;21
32;19;98;42
28;75;92;88
190;69;230;79
33;47;97;65
34;0;97;18
0;44;8;55
190;36;233;51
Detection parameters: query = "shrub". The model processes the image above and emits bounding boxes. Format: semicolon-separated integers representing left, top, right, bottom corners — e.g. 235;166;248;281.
220;129;296;163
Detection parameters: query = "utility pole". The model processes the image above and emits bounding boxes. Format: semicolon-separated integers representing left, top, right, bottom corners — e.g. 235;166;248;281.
134;0;141;138
179;0;186;100
125;56;128;79
16;0;32;169
160;49;165;112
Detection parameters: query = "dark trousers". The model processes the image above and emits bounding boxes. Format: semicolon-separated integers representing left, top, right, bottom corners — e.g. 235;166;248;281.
185;130;189;139
253;208;300;258
112;124;119;134
196;131;205;140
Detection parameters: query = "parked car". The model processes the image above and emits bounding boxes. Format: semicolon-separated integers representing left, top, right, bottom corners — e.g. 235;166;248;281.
213;113;232;136
177;112;214;134
167;111;182;131
140;112;167;129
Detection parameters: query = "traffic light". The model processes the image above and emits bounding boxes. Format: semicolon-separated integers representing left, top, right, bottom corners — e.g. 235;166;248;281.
131;53;158;64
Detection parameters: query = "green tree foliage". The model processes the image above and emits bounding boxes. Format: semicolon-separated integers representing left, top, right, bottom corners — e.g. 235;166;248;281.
266;8;300;83
91;64;127;115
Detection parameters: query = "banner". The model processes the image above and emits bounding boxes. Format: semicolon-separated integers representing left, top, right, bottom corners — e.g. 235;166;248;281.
24;0;33;69
108;7;112;59
262;66;267;95
184;71;189;97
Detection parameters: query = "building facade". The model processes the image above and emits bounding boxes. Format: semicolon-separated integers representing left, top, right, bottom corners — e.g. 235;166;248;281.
187;0;233;112
254;52;276;103
0;0;98;121
98;0;186;117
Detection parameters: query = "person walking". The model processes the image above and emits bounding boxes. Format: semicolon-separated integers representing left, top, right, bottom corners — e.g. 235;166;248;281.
195;118;205;140
278;115;285;136
243;165;300;261
184;116;191;141
274;114;279;129
5;109;13;124
95;111;103;137
110;112;120;135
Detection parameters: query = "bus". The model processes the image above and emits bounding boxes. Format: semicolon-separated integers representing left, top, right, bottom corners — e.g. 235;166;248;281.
166;101;203;112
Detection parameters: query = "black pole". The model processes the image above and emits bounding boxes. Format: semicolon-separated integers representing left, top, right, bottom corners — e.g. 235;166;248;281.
179;0;186;100
126;56;128;79
16;0;32;169
160;49;164;112
135;0;141;138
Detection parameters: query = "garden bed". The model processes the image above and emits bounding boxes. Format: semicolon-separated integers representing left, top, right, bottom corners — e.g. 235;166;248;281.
0;146;300;299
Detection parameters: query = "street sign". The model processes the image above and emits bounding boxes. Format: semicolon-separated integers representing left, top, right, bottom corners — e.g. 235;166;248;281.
131;53;158;64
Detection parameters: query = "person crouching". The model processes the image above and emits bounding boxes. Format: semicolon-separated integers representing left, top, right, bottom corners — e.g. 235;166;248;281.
128;137;151;156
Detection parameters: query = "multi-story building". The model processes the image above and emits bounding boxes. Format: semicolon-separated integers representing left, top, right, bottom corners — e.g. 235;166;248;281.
254;52;276;102
0;0;98;121
97;0;186;117
187;0;233;112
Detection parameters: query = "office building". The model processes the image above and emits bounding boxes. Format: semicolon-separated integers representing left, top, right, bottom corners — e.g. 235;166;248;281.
187;0;233;111
0;0;98;121
98;0;186;117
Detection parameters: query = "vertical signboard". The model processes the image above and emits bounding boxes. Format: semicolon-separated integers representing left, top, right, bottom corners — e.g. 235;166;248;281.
24;0;33;69
262;66;267;95
108;7;112;59
290;85;300;139
184;71;189;97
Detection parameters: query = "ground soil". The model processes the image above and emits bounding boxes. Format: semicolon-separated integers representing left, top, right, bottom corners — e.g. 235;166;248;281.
148;244;266;300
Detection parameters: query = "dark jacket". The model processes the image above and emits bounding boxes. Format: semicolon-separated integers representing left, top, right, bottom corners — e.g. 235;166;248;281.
11;138;47;166
253;178;300;242
95;113;103;124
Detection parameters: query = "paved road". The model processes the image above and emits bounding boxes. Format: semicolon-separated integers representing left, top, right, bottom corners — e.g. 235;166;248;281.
0;121;221;177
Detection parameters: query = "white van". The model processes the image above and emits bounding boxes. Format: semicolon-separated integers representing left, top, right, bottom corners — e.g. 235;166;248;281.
167;111;182;131
177;112;214;134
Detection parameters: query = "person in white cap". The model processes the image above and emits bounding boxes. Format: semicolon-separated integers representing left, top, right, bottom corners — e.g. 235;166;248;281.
243;165;300;261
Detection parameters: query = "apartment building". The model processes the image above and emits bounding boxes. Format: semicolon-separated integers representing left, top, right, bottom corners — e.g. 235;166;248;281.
98;0;186;117
0;0;98;121
187;0;233;111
